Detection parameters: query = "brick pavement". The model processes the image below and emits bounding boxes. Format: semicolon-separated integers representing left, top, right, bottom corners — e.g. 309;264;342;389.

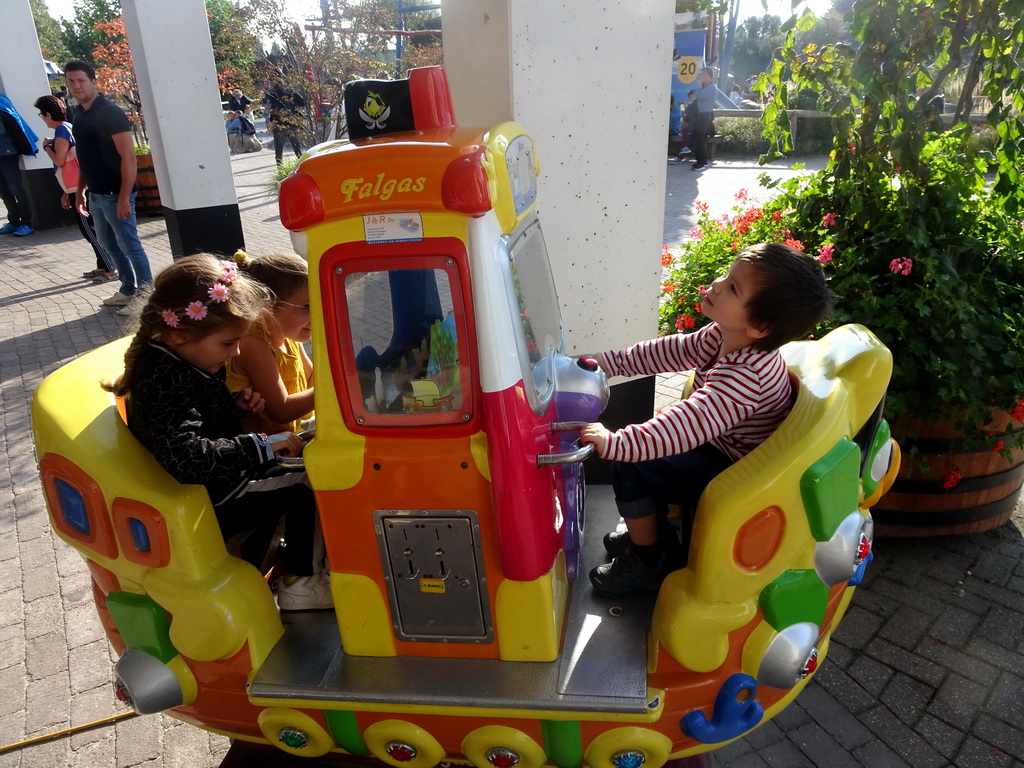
1;140;1022;767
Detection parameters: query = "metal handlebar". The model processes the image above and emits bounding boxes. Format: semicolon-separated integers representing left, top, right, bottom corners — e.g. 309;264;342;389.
537;443;595;467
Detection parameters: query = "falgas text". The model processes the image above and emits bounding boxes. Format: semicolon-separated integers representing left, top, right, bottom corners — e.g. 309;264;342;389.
340;172;427;204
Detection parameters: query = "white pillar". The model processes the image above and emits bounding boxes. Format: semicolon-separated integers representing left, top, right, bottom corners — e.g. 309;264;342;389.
442;0;674;449
1;1;67;228
121;0;243;256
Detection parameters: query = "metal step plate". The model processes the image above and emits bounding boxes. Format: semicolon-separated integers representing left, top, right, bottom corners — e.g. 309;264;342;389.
249;485;653;714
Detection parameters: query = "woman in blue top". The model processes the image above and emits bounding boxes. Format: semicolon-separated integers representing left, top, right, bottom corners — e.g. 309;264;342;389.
34;94;116;282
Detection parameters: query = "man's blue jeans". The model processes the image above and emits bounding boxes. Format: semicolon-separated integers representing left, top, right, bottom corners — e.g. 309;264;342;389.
89;191;153;295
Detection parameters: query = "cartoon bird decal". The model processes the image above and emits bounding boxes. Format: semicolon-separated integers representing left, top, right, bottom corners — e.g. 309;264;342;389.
359;91;391;130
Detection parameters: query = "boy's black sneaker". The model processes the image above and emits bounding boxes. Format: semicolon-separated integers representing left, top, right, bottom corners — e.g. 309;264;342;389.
603;528;632;557
589;548;678;596
692;163;707;171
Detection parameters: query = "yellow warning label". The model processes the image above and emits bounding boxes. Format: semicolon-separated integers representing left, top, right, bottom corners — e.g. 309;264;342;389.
419;578;446;594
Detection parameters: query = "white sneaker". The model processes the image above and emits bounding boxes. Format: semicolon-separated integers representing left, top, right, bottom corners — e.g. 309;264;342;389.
116;304;136;317
276;574;334;611
102;291;132;307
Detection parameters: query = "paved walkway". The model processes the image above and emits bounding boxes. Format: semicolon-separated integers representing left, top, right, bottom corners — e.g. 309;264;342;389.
1;139;1022;767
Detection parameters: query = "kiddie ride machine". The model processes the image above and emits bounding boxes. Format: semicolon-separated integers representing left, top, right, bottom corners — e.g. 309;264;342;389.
32;68;900;766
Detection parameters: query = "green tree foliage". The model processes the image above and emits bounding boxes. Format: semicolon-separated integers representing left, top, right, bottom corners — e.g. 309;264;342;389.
59;0;120;63
206;0;260;92
729;15;784;83
32;0;71;63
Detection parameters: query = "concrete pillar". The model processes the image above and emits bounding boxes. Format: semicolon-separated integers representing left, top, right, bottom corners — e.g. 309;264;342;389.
1;1;69;230
442;0;675;467
121;0;243;256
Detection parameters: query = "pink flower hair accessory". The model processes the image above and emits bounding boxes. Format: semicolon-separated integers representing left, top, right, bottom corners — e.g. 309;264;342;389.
160;261;236;327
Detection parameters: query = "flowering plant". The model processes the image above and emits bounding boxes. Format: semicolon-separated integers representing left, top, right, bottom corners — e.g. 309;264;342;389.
660;146;1024;462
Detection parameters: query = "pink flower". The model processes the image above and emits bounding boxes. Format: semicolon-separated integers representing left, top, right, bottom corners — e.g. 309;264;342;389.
697;285;708;296
161;309;180;328
690;227;703;240
817;243;835;264
734;188;749;201
219;261;239;284
185;301;209;321
890;257;913;276
208;283;230;303
822;212;837;227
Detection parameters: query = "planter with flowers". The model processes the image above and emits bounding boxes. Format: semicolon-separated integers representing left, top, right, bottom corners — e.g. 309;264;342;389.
660;0;1024;535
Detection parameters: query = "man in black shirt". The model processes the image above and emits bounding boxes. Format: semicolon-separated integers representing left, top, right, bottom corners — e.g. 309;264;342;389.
64;60;152;311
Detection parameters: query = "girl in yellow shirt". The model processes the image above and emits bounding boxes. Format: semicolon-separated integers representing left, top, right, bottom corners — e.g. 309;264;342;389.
226;251;314;434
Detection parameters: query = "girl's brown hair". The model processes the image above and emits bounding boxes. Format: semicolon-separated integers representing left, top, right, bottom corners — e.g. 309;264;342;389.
102;254;272;397
235;250;308;305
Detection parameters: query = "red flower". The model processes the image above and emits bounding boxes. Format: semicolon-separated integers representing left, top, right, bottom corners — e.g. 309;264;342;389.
941;467;963;489
661;253;673;267
1010;399;1024;423
695;201;709;213
784;238;804;251
994;440;1005;452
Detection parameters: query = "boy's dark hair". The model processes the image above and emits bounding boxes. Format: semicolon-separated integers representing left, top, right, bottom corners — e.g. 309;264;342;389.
33;94;66;122
737;242;833;351
63;60;96;80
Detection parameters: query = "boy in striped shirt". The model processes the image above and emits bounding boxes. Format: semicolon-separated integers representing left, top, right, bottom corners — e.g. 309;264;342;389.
581;243;832;596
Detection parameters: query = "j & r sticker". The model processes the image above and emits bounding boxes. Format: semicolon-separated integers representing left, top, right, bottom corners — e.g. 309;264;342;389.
363;213;423;243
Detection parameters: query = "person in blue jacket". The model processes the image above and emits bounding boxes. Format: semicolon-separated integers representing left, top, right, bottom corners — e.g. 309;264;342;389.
0;93;39;237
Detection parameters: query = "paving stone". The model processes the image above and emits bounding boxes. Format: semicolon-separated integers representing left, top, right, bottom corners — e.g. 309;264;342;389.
978;606;1024;651
849;653;895;697
953;735;1014;767
928;673;990;729
860;705;948;768
790;720;861;767
915;636;999;688
914;713;967;758
987;673;1024;730
866;637;948;689
851;738;913;767
879;605;933;650
973;713;1024;764
880;672;936;727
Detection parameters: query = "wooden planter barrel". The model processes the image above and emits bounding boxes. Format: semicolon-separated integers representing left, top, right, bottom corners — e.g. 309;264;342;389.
873;413;1024;536
135;152;162;216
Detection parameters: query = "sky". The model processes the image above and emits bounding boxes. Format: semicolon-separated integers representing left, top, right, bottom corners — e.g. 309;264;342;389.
42;0;835;27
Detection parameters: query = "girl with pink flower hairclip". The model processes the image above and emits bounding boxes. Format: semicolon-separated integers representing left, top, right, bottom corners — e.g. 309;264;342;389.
101;253;333;611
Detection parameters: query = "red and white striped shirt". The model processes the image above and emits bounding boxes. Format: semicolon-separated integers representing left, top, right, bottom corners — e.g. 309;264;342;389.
600;323;791;463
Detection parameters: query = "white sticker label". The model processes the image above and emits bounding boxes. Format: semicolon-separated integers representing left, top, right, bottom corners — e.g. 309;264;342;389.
363;213;424;243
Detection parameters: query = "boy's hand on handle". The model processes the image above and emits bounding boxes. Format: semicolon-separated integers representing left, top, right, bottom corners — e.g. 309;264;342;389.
269;432;305;458
580;423;609;457
235;387;266;414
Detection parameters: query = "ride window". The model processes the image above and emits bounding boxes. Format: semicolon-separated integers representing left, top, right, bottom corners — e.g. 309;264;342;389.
342;265;468;426
503;219;565;414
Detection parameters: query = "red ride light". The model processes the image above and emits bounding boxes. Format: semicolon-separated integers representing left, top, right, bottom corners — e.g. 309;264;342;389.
385;741;417;762
800;648;819;678
856;532;872;564
113;680;132;705
279;170;325;231
442;147;491;217
486;747;521;768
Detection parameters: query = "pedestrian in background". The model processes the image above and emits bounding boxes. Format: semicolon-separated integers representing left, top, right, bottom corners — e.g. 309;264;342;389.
0;93;38;237
64;59;152;315
34;93;116;283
